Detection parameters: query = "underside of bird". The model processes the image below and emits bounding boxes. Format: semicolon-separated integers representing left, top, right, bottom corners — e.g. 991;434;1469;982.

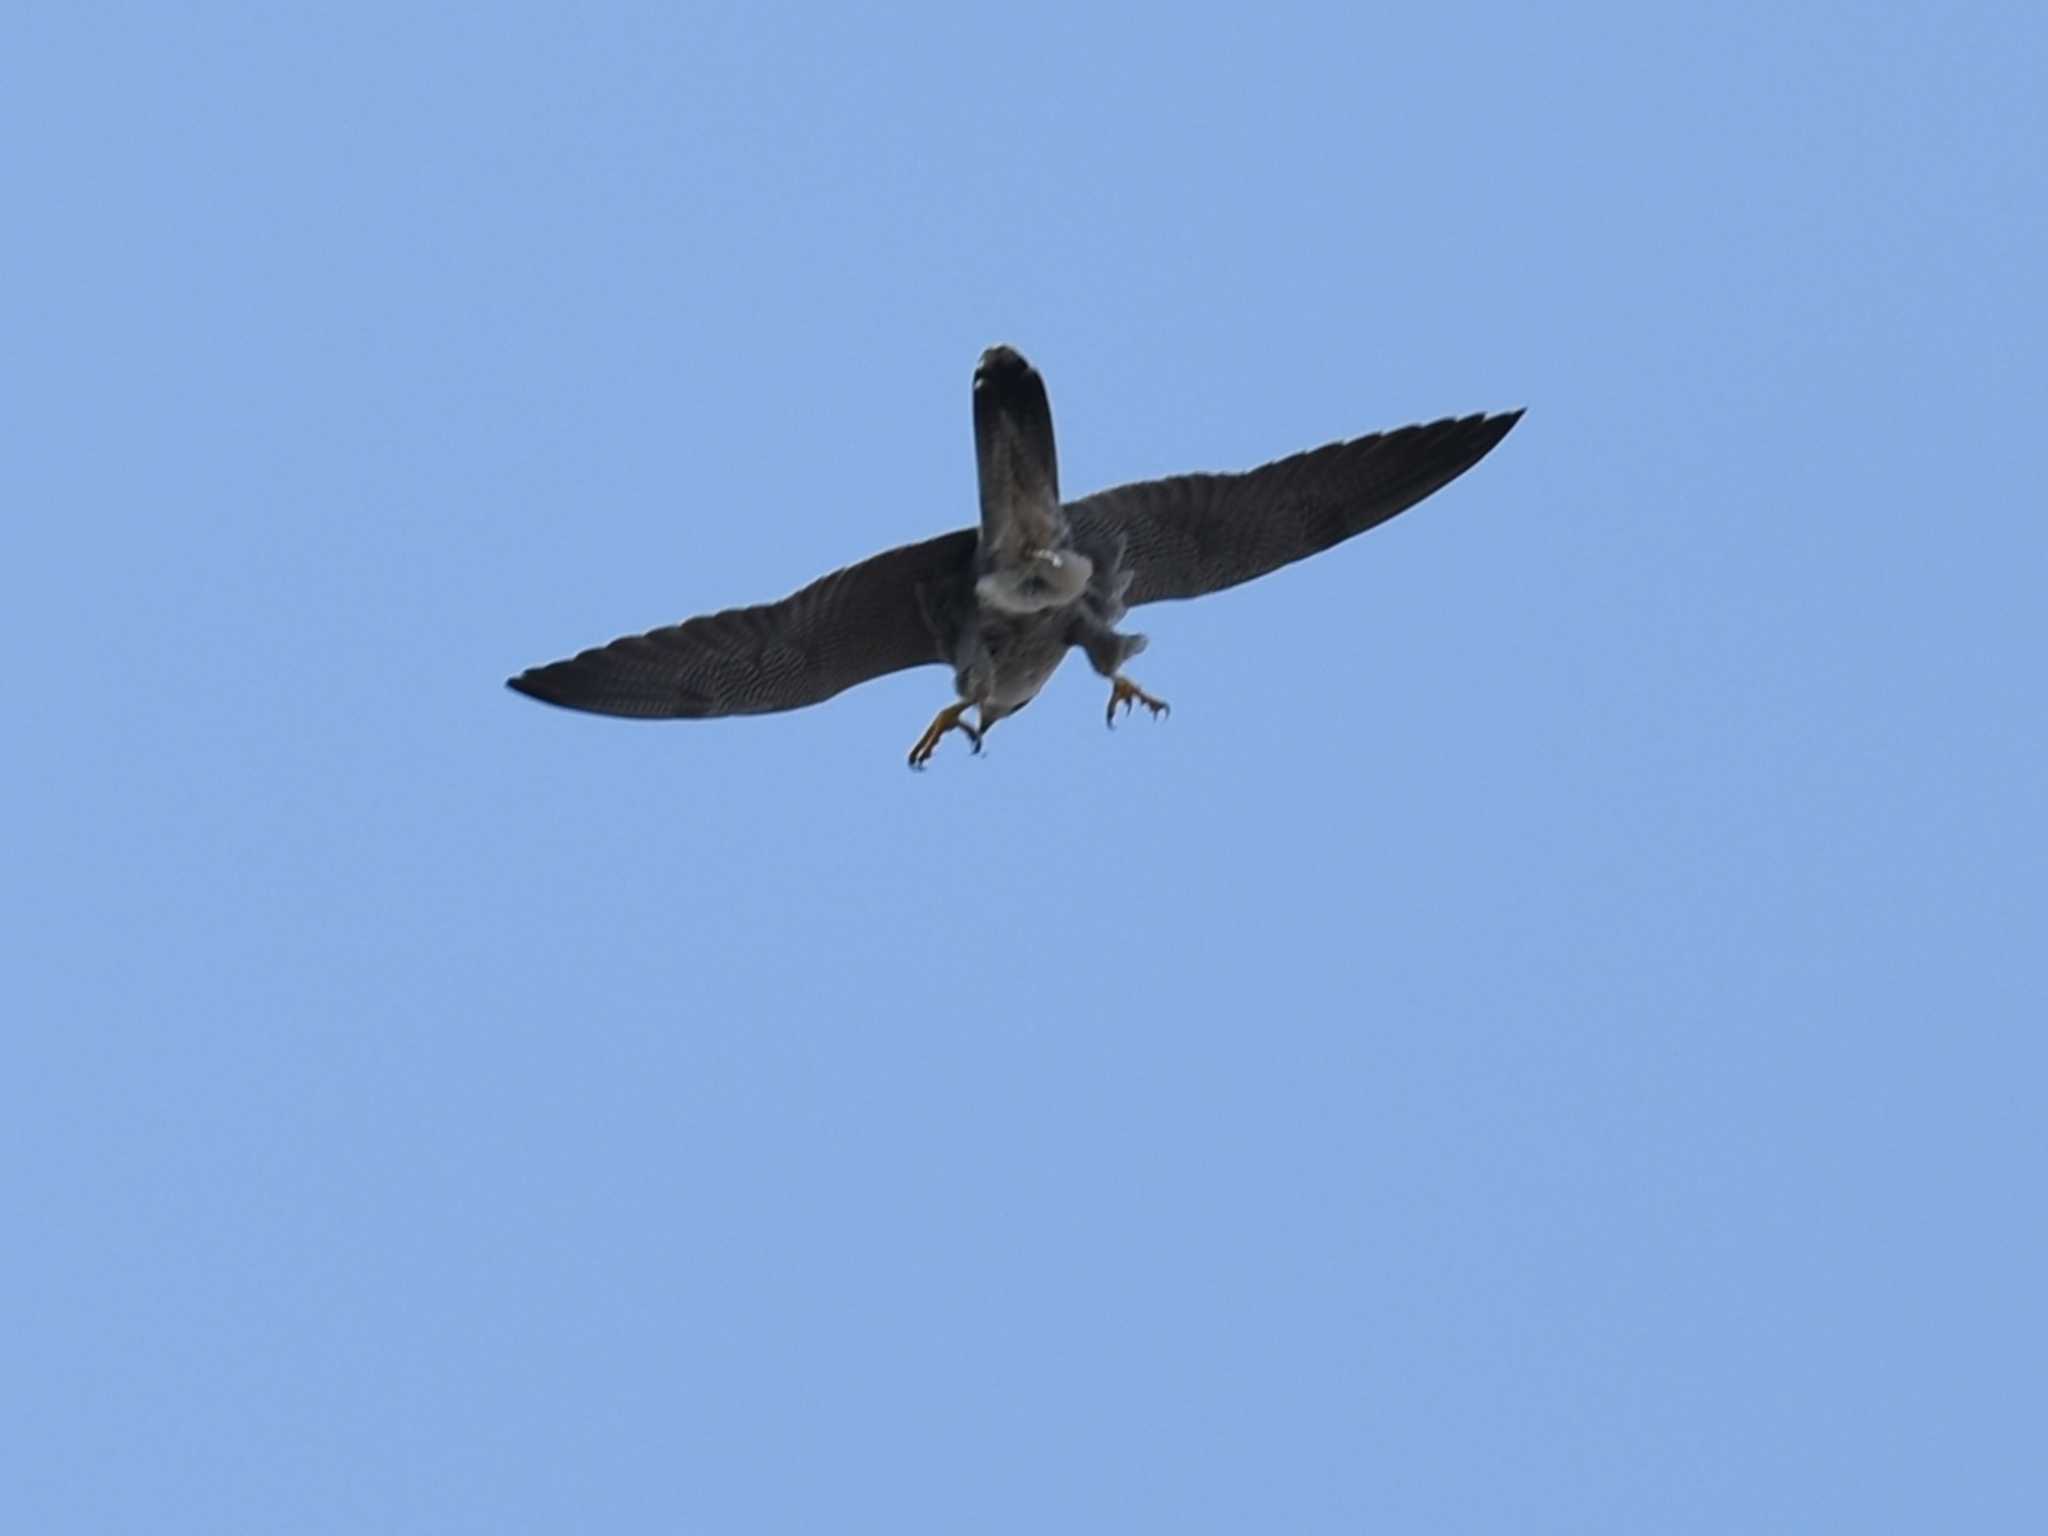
900;345;1166;768
507;345;1523;771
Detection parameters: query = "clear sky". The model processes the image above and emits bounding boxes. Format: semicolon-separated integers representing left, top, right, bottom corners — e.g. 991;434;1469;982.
7;3;2044;1531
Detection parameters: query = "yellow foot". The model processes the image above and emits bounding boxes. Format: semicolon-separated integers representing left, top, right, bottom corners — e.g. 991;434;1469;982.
907;701;983;770
1106;674;1171;729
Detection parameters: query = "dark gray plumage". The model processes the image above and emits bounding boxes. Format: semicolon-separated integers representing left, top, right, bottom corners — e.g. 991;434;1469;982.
1065;411;1524;608
507;345;1523;766
504;529;975;721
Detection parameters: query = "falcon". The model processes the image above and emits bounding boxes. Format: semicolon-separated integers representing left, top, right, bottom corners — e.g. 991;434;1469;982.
508;346;1522;768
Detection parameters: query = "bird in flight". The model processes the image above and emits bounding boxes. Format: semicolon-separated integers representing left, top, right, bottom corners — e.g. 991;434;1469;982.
508;346;1521;768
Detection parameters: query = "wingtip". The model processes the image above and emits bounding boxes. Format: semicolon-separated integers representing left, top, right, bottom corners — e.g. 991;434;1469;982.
1476;406;1526;447
505;669;564;708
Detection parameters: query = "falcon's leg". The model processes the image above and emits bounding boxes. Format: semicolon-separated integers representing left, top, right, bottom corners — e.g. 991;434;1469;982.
1106;674;1170;728
907;700;983;769
1070;612;1147;678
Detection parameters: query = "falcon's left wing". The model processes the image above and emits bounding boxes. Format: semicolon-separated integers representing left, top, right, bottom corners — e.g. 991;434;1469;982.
507;529;978;719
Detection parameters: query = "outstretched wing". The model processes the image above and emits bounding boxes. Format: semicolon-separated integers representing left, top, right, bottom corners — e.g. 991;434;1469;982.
507;530;977;719
1065;410;1523;607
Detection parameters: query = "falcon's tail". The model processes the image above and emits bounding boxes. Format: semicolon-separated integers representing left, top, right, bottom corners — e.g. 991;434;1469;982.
973;345;1064;562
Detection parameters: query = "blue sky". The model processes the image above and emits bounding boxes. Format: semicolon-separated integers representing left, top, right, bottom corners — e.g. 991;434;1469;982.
7;3;2044;1530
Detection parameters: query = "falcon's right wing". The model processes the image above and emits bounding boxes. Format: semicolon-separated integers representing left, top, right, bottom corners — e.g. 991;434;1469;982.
1066;410;1523;608
507;530;978;719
